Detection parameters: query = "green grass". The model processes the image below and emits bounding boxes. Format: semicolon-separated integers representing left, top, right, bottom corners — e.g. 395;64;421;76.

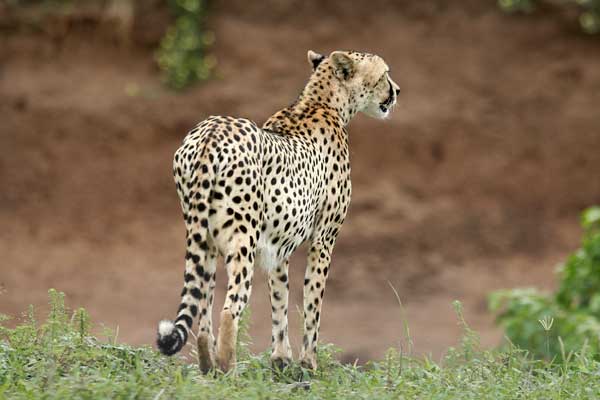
2;290;600;399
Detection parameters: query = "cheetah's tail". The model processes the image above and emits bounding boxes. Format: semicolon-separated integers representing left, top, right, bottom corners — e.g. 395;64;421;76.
156;320;186;356
157;143;214;356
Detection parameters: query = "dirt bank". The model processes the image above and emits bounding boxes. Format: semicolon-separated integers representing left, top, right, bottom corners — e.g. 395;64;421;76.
1;1;599;362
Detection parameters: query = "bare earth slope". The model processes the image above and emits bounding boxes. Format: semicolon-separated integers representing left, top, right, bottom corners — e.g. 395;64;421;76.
1;1;599;361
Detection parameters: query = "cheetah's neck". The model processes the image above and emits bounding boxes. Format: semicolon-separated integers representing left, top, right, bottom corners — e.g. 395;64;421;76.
294;69;359;126
262;68;360;136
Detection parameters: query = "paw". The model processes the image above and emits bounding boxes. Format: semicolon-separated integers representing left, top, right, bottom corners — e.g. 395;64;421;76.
299;355;317;371
270;355;292;371
196;333;216;374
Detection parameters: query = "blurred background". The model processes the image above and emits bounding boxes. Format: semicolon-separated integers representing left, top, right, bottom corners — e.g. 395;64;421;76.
1;0;600;363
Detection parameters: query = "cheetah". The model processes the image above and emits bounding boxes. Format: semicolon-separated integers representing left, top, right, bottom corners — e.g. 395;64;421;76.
157;50;400;372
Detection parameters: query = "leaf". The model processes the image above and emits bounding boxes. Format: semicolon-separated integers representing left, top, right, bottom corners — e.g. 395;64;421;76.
582;206;600;231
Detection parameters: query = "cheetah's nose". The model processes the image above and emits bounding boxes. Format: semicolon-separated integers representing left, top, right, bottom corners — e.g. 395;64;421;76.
395;88;401;96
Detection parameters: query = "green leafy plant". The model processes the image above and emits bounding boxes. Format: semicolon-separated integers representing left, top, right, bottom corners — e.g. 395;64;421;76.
490;206;600;360
498;0;600;34
156;0;216;90
498;0;538;13
579;0;600;33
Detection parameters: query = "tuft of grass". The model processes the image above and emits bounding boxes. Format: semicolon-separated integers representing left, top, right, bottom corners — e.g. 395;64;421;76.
2;290;600;399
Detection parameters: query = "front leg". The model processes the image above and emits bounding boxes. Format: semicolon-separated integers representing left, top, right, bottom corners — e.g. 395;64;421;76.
268;259;292;369
299;241;333;370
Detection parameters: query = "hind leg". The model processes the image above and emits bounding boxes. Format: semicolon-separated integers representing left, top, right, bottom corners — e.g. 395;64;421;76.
195;242;218;373
268;260;292;369
216;235;256;372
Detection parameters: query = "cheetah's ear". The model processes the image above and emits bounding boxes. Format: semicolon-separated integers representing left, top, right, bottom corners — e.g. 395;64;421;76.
330;51;355;81
307;50;325;71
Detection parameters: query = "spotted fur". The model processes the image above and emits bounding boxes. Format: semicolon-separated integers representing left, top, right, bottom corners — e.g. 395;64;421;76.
157;50;400;372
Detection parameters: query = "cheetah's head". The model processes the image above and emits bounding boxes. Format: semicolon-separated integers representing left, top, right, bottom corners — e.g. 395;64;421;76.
308;50;400;120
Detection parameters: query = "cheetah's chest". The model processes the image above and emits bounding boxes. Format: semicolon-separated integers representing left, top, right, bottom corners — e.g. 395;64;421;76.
254;133;348;270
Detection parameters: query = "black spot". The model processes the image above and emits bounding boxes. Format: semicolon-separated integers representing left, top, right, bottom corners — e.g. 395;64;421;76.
190;305;198;316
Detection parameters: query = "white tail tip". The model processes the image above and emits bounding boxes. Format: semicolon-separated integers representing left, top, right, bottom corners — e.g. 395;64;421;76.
158;320;176;337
